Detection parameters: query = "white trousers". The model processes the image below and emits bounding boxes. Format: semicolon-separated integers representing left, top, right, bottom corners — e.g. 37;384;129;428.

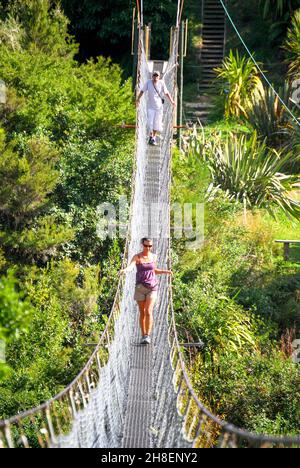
147;108;164;133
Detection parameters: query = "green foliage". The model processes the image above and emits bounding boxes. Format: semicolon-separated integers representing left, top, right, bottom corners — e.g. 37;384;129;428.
0;270;32;342
192;350;300;436
190;131;300;220
61;0;178;65
284;121;300;173
173;142;300;437
224;1;289;91
0;270;33;379
0;258;103;418
260;0;297;20
0;132;59;226
284;9;300;79
247;82;294;147
214;50;264;119
0;0;134;419
0;215;75;263
0;0;78;56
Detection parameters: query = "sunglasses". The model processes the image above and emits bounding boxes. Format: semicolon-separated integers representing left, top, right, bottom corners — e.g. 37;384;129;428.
143;244;153;248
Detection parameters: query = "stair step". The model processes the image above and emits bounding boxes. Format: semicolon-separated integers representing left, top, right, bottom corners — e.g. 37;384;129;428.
202;38;224;41
203;16;225;20
204;9;224;13
204;13;224;16
201;67;222;71
202;66;218;71
202;27;224;37
204;4;224;8
203;37;224;40
184;103;214;110
187;0;226;126
203;29;225;34
203;23;225;28
201;55;224;59
202;71;218;76
201;50;224;54
202;42;224;45
203;30;225;33
201;49;224;53
201;60;223;64
202;36;224;40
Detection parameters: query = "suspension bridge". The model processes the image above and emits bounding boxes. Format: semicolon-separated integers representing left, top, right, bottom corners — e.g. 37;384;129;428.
0;1;300;449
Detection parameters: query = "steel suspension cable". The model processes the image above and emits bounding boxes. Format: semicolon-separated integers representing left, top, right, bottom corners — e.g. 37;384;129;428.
176;0;185;28
219;0;300;128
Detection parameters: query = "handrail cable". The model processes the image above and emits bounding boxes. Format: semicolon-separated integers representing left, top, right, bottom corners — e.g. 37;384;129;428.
219;0;300;128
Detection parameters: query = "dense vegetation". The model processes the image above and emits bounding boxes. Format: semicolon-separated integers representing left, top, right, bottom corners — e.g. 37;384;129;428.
172;142;300;436
172;0;300;438
0;0;135;419
0;0;299;442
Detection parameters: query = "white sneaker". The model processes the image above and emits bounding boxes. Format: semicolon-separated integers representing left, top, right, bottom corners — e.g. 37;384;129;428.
143;335;151;345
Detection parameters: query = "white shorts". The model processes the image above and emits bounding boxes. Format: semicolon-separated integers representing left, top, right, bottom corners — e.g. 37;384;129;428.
148;108;163;133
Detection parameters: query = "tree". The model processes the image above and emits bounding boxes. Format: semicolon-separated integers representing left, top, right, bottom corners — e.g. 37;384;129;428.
0;0;135;420
0;0;78;56
0;132;59;227
61;0;178;66
0;270;33;379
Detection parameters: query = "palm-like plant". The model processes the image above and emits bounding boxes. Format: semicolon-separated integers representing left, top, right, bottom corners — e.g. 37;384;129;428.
247;82;294;147
260;0;294;20
284;120;300;173
214;50;264;119
284;9;300;79
190;131;300;220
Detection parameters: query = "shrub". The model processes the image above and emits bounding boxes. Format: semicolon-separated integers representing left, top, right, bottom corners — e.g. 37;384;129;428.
284;9;300;79
189;131;300;220
247;82;294;147
214;50;264;119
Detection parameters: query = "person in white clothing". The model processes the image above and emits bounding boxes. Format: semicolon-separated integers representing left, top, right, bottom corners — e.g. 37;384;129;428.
136;70;175;146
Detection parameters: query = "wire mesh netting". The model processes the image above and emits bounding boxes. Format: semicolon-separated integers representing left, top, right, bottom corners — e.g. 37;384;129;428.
1;13;300;448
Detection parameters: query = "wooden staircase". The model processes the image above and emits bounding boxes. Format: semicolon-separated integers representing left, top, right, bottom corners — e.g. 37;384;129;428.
184;0;227;125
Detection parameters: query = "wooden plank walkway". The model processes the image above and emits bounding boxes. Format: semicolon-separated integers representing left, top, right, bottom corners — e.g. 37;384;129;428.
121;144;161;448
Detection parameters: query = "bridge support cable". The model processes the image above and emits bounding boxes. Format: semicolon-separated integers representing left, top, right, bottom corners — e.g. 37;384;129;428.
1;2;300;449
219;0;300;128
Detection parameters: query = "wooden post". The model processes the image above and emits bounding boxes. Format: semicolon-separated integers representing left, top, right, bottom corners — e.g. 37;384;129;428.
131;9;139;92
179;21;185;150
284;242;290;261
144;25;151;61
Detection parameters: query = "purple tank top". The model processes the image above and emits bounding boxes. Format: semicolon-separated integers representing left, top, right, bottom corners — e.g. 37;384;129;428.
136;257;158;291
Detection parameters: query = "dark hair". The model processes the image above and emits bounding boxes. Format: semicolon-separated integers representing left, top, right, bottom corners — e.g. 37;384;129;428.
141;237;152;245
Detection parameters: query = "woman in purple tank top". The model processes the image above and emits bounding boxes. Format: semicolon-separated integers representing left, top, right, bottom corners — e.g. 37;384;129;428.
121;238;172;345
